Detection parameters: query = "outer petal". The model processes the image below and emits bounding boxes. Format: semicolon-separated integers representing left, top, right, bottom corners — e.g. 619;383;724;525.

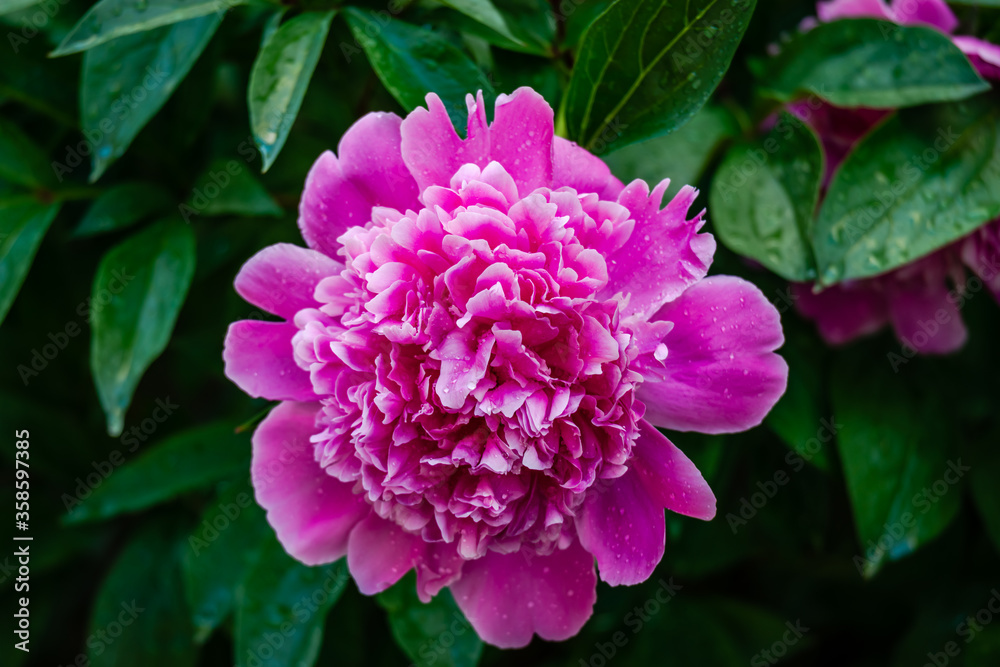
817;0;893;21
793;281;889;344
639;276;788;434
336;112;421;214
235;243;342;319
954;36;1000;81
224;320;316;401
576;466;665;586
632;420;716;521
252;401;369;565
450;540;597;648
347;514;425;595
961;219;1000;302
401;93;489;191
885;272;967;354
890;0;957;32
299;151;372;258
599;181;715;321
488;88;554;193
553;137;624;199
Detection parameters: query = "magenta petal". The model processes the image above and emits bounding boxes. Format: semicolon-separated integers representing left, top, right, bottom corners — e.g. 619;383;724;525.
235;243;342;319
337;111;421;213
576;466;665;586
401;93;489;191
299;151;373;258
639;276;788;434
487;88;554;193
224;320;316;401
954;36;1000;81
600;182;715;321
252;401;369;564
817;0;893;21
347;513;424;595
885;273;968;354
553;137;623;200
450;540;597;648
793;281;889;345
891;0;957;32
415;542;465;603
632;420;716;520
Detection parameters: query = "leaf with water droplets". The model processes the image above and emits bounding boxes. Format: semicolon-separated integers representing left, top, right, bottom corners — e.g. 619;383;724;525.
564;0;756;154
761;19;989;109
813;93;1000;285
248;11;334;173
52;0;246;56
710;111;823;282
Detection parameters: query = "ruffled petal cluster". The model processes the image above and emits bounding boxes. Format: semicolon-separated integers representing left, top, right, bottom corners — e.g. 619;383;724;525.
225;88;788;648
792;0;1000;354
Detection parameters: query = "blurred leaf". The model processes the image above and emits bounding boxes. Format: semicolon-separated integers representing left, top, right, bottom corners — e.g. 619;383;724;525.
81;13;222;182
0;196;59;327
441;0;527;48
564;0;755;154
376;572;483;667
235;539;348;667
0;0;42;14
90;218;196;436
53;0;245;56
761;19;989;108
72;182;174;238
814;94;1000;285
248;10;333;172
711;111;822;282
87;518;196;666
605;103;736;199
344;8;492;130
968;435;1000;556
765;333;831;471
0;117;54;188
65;421;249;523
434;0;552;56
182;480;271;643
831;349;962;578
183;158;282;219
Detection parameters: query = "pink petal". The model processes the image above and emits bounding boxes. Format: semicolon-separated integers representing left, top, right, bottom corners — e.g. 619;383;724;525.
415;542;465;603
299;151;373;258
954;36;1000;81
252;401;370;564
487;88;554;193
632;420;716;521
817;0;893;21
337;111;421;214
576;466;665;586
885;272;967;354
401;93;489;191
450;540;597;648
235;243;342;319
347;513;425;595
224;320;316;401
553;137;624;200
890;0;957;32
639;276;788;434
600;181;715;321
793;281;890;345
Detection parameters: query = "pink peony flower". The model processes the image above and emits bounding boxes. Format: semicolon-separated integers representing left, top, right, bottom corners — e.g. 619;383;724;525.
224;88;788;648
792;0;1000;354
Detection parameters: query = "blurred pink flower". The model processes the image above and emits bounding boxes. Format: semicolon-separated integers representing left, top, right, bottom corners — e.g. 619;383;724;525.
224;88;787;647
793;0;1000;354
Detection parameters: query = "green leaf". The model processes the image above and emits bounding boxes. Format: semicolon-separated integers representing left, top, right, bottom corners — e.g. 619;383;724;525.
89;218;196;436
184;158;282;219
564;0;756;154
235;540;347;667
182;480;271;643
813;94;1000;285
605;103;736;200
88;518;196;666
0;117;53;188
72;182;174;238
377;573;483;667
248;11;333;172
440;0;527;49
831;350;962;578
710;112;823;282
0;0;43;15
81;13;222;182
53;0;245;56
344;8;492;130
967;436;1000;556
761;19;990;109
65;421;250;523
0;196;59;327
